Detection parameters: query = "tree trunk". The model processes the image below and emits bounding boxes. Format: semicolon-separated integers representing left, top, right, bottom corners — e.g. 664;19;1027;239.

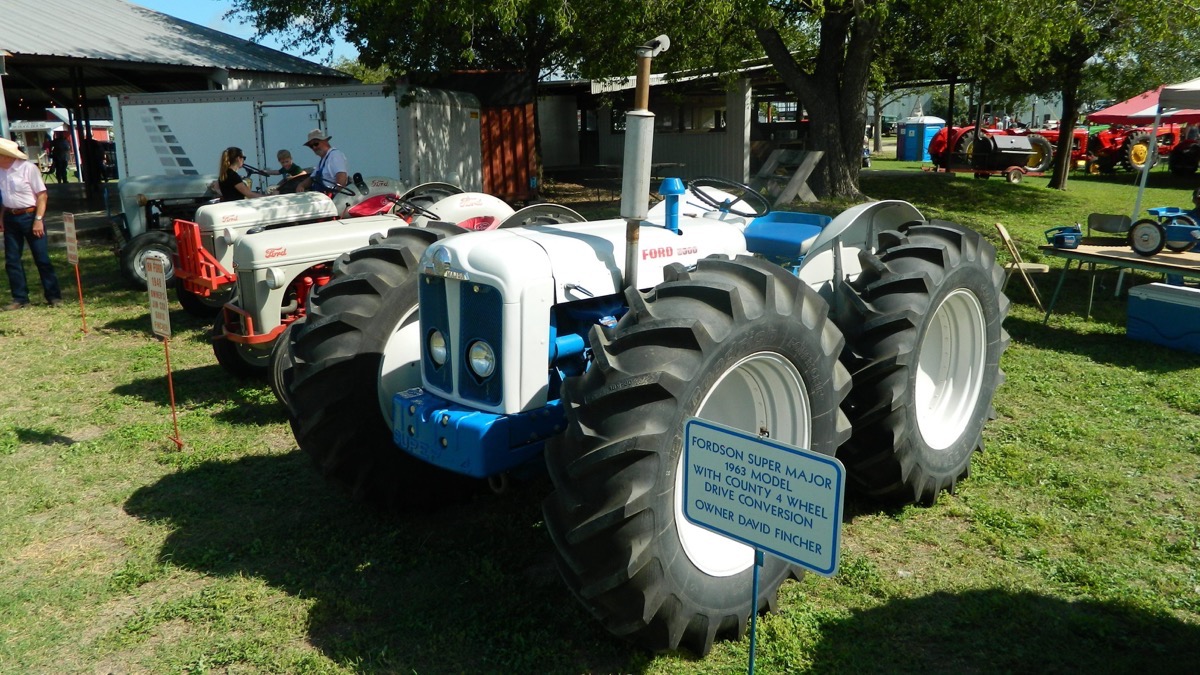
755;6;878;201
1048;58;1087;190
873;96;884;153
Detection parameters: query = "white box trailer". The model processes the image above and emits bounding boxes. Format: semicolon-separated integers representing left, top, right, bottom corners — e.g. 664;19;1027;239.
110;84;482;192
106;84;484;287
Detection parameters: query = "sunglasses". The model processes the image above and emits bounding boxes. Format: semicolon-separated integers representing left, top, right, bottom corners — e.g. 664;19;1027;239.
305;141;321;149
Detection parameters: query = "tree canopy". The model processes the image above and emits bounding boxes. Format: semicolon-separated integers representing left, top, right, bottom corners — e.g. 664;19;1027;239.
229;0;1200;198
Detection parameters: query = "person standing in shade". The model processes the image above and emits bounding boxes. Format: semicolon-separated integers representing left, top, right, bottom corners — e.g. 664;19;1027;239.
296;129;349;194
51;134;69;184
0;138;62;310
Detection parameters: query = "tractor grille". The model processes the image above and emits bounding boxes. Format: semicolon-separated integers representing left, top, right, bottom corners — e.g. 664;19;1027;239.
420;275;453;394
418;275;504;406
457;282;503;405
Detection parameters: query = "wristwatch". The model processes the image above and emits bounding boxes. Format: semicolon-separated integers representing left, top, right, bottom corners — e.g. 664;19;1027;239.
34;215;43;220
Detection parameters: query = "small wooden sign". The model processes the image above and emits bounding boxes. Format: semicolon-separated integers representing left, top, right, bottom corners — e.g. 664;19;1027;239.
63;212;79;265
145;258;171;338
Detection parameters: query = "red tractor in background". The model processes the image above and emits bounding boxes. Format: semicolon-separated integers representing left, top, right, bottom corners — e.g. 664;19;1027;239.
1086;123;1183;173
928;124;1082;175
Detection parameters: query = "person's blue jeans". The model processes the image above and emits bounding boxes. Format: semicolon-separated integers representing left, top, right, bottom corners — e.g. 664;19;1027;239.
4;212;62;305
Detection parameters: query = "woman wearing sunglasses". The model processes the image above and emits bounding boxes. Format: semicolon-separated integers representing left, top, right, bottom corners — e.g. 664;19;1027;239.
217;146;263;201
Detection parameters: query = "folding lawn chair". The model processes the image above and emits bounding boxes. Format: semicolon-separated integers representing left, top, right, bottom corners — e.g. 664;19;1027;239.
995;222;1049;312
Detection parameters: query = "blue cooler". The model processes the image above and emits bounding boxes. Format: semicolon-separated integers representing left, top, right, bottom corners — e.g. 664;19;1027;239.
1127;283;1200;354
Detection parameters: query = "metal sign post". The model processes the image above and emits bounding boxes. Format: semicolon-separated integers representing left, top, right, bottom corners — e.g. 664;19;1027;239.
683;417;846;673
146;257;183;450
62;212;87;333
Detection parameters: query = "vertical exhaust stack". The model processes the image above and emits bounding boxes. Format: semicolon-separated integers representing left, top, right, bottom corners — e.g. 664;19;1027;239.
621;34;670;294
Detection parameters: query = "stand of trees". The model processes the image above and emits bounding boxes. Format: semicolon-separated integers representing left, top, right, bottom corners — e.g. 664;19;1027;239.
230;0;1200;198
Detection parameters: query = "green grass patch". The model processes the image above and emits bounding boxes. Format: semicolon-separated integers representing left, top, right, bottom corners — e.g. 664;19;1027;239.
1;168;1198;672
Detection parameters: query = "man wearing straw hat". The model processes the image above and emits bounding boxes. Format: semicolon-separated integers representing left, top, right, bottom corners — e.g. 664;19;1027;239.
0;138;62;310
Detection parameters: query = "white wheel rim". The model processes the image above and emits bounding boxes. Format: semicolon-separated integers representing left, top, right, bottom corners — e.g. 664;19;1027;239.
674;352;812;577
378;305;422;422
140;249;173;278
915;289;986;451
1133;224;1162;251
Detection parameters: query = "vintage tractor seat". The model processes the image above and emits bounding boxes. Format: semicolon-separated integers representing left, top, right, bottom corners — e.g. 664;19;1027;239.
744;210;832;263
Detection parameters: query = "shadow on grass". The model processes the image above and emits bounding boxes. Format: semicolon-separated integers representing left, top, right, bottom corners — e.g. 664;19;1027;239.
95;309;212;337
123;455;634;672
111;363;286;426
1004;306;1199;375
14;427;77;446
802;588;1200;672
123;454;1200;672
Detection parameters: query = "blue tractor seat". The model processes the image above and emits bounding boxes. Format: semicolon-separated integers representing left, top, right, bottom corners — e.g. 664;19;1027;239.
744;211;832;263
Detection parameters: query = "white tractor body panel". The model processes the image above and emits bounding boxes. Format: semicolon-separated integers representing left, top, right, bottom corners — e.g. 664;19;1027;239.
419;231;557;414
418;217;750;414
508;218;750;301
232;215;403;337
193;193;339;272
117;174;219;238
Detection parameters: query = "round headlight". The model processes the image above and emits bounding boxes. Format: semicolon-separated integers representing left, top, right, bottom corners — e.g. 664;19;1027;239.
429;330;448;366
468;340;496;378
265;267;287;290
136;193;148;207
221;227;236;246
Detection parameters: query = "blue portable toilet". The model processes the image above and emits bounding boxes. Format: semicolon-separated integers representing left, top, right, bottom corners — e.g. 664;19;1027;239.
898;116;946;162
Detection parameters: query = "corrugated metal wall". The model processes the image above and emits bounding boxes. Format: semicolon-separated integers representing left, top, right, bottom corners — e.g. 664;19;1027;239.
480;104;535;201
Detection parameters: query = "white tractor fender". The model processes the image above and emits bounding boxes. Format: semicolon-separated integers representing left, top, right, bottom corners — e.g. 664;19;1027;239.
330;175;406;215
797;199;925;297
414;192;515;230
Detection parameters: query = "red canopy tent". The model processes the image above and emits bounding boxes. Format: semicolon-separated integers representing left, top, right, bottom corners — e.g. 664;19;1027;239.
1088;86;1200;124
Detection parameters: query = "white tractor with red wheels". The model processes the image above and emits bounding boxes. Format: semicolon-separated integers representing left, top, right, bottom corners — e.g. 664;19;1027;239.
282;36;1009;655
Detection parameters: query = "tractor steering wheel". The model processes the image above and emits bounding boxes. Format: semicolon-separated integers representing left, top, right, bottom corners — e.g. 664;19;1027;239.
685;177;772;218
389;196;441;222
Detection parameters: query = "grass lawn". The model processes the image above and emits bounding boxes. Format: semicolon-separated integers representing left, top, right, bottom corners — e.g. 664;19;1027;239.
1;166;1198;673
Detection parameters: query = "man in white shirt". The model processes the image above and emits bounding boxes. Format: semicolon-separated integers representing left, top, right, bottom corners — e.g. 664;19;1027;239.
0;138;61;310
296;129;349;194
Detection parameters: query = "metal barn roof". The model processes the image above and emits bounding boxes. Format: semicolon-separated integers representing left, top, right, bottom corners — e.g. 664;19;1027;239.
2;0;343;76
0;0;352;121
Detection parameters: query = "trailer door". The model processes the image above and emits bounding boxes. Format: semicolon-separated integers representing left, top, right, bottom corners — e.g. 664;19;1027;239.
255;102;324;191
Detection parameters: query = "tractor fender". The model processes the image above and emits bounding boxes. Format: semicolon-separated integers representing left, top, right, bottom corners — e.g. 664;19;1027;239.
413;192;515;230
797;199;925;299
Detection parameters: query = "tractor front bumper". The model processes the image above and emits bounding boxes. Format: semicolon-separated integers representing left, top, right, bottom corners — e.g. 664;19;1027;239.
392;388;564;478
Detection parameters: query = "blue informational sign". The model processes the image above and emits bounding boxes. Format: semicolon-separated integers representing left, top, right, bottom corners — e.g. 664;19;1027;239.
682;417;845;576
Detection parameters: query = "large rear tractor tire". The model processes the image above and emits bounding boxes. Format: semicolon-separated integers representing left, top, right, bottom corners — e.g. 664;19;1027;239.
1026;134;1054;173
835;221;1009;504
1169;144;1200;176
544;256;852;655
287;224;477;510
1121;131;1155;172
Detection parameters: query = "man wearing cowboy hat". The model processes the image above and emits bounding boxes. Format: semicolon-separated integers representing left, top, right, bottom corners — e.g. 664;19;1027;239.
296;129;349;195
0;138;61;310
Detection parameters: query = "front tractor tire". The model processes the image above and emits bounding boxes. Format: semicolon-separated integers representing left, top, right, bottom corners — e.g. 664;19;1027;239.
120;231;177;289
836;221;1010;504
544;256;852;656
287;224;475;510
211;315;270;378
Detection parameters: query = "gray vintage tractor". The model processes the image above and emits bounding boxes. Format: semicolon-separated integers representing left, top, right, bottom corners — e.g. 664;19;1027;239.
283;36;1009;655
